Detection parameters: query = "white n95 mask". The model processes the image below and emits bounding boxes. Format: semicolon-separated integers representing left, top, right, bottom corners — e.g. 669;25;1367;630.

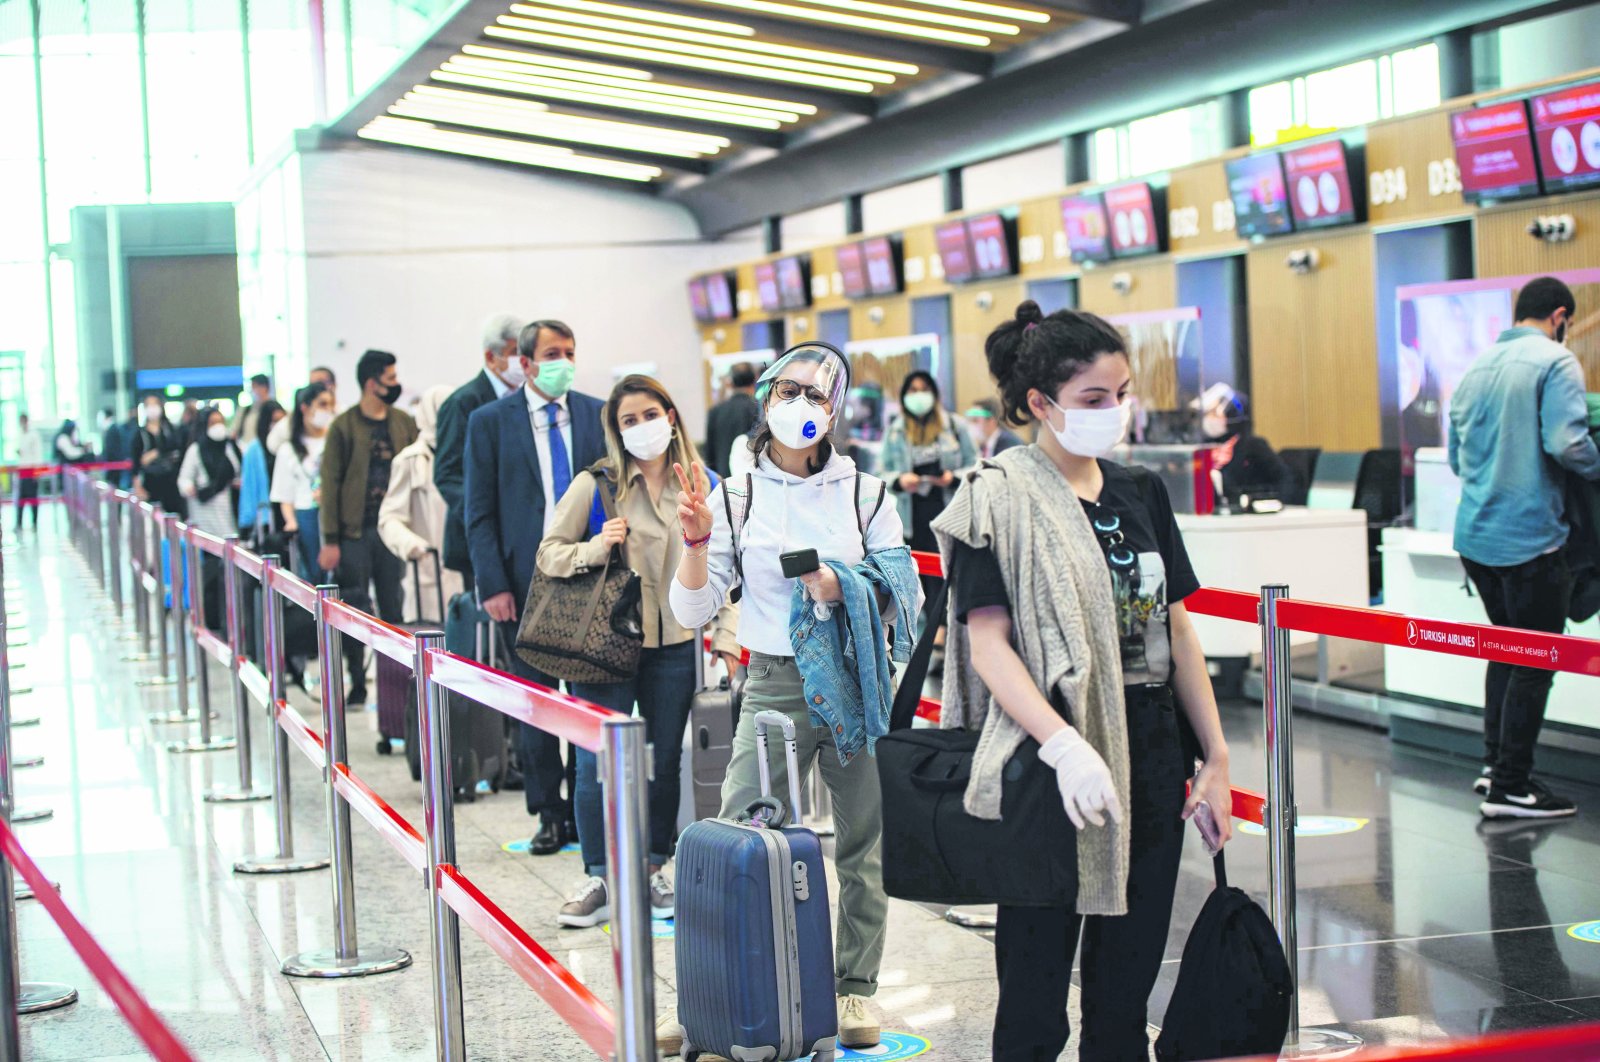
767;398;828;450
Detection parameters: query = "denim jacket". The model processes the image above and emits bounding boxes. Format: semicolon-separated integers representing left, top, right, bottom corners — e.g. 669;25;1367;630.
789;545;920;765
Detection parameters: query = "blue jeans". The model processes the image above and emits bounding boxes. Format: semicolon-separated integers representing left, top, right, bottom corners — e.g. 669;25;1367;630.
570;640;697;876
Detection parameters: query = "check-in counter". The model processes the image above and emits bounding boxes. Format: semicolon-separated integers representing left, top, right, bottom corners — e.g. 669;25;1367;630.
1380;527;1600;736
1179;507;1370;658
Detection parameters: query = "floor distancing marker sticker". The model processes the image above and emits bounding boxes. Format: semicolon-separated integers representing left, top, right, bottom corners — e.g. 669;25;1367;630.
1237;816;1369;838
500;838;581;855
838;1032;931;1059
1567;921;1600;943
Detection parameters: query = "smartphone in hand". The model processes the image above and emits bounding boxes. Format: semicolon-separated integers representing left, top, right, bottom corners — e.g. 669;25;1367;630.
780;548;821;579
1193;800;1223;857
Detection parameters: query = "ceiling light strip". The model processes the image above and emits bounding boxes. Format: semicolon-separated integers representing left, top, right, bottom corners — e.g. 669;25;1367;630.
359;117;663;181
497;14;898;83
507;3;918;73
398;89;733;147
438;62;803;122
667;0;990;46
894;0;1049;21
485;24;878;91
431;69;789;128
729;0;1020;32
453;50;817;113
389;102;723;157
510;0;755;35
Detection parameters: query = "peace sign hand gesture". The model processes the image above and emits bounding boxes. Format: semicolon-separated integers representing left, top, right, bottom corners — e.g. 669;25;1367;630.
674;461;714;543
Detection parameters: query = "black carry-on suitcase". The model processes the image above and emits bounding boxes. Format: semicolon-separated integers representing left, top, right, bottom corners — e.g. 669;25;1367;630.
689;632;743;821
403;574;510;796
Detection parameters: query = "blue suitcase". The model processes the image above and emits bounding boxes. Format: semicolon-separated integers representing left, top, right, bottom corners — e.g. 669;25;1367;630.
676;710;838;1062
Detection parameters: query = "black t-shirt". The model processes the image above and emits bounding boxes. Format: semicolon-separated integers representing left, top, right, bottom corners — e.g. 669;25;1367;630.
363;415;395;528
951;460;1199;686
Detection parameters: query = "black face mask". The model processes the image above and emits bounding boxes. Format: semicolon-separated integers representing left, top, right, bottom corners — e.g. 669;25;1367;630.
1556;320;1569;345
379;383;402;406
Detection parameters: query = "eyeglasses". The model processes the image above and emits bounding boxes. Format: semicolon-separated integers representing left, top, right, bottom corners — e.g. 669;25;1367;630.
770;379;829;405
1086;502;1138;573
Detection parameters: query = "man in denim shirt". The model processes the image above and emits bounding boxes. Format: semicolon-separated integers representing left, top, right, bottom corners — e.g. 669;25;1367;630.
1449;277;1600;820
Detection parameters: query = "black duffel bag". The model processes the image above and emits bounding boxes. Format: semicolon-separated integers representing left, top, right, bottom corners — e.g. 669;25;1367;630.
877;579;1078;908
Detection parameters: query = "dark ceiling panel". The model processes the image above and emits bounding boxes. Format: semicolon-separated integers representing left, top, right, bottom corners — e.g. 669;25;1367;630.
667;0;1562;233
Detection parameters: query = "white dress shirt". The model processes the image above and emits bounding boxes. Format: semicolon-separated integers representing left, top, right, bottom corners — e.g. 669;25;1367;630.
484;367;513;401
523;386;573;537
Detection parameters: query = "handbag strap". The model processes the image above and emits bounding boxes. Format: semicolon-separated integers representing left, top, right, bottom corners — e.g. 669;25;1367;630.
1213;848;1227;890
889;575;947;732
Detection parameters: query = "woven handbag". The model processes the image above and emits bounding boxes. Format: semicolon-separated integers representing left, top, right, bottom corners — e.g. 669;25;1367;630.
515;468;643;683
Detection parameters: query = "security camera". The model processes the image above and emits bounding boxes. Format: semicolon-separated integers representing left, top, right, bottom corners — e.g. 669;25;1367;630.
868;306;885;325
1111;272;1134;295
976;291;994;312
793;316;810;335
1285;248;1321;274
712;328;726;343
1528;215;1577;242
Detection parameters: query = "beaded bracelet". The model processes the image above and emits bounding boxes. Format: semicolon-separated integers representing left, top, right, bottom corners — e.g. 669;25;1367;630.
683;532;712;550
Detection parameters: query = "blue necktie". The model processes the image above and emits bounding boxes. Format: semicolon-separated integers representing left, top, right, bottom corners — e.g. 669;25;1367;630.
545;402;572;501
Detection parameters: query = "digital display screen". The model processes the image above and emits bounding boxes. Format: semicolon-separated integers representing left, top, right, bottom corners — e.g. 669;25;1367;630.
1281;140;1358;229
688;277;711;323
835;243;868;299
861;236;901;296
1531;81;1600;194
754;261;782;313
966;213;1015;278
1226;152;1293;239
935;220;974;284
1104;182;1160;258
1451;101;1542;204
1060;193;1111;263
705;272;734;321
776;256;810;310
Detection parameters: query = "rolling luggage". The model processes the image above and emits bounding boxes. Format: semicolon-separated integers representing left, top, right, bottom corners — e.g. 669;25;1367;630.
675;711;838;1062
404;583;510;796
376;552;447;756
689;632;743;822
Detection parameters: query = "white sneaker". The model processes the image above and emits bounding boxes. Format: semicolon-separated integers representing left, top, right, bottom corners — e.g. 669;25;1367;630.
650;869;675;918
557;876;610;928
837;994;880;1049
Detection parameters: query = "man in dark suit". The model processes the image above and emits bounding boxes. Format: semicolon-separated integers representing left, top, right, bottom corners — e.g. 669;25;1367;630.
435;313;527;586
465;319;605;854
702;362;760;478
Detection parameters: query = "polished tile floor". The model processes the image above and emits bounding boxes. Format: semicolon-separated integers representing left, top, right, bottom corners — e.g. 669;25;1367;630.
9;519;1600;1059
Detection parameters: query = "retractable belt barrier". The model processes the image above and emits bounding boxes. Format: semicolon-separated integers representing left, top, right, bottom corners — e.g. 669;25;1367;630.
62;470;654;1061
54;475;1600;1061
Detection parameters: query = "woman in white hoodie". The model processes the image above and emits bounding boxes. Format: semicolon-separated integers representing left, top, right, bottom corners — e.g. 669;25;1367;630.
377;384;461;623
668;343;905;1054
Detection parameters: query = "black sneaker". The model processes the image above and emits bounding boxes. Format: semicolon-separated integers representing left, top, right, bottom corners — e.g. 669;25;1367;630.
1480;780;1576;819
347;684;368;707
1473;766;1492;795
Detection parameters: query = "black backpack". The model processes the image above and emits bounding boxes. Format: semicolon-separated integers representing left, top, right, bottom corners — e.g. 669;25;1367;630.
1154;851;1293;1061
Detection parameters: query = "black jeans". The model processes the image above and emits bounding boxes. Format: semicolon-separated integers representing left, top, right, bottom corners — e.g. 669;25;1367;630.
498;620;576;823
1461;552;1573;790
13;480;38;529
335;530;404;690
993;686;1189;1062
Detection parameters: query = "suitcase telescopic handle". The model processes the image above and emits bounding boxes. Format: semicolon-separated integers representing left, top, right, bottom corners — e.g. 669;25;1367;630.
752;710;803;826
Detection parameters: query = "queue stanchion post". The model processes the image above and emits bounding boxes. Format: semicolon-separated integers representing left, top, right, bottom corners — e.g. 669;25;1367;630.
168;531;232;754
233;555;329;875
600;715;655;1062
0;542;75;1017
280;585;410;979
206;537;269;802
107;494;124;623
121;505;153;657
138;511;181;693
415;630;466;1058
1260;584;1361;1059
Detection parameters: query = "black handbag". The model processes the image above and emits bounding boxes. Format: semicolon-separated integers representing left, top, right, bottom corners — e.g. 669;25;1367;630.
1154;851;1293;1061
876;577;1079;907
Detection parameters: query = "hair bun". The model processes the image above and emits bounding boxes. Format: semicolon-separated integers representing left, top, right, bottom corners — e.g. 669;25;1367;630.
1014;300;1044;326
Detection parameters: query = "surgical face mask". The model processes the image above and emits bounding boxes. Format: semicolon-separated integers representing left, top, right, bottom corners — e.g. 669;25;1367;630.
206;424;228;443
1201;412;1229;440
767;397;829;451
1045;398;1129;458
534;358;575;399
144;405;163;423
902;391;936;418
499;355;526;389
621;417;674;461
309;408;334;431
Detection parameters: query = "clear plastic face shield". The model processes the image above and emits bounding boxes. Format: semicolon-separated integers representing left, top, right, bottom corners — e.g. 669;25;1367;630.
756;343;851;444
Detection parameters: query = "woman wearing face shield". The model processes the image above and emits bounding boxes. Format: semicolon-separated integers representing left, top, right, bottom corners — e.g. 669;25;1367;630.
667;343;918;1054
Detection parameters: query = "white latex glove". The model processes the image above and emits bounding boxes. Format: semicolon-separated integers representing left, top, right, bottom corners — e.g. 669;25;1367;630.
1039;726;1123;830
